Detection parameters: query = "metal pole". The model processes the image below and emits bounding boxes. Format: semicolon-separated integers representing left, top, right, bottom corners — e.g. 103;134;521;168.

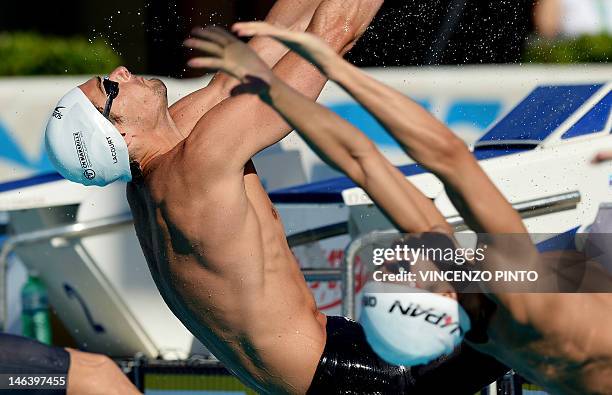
341;248;356;319
302;268;342;282
446;191;581;231
287;221;349;248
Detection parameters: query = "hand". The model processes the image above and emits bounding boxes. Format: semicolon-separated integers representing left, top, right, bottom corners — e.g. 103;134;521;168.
592;150;612;164
184;27;274;95
232;22;340;77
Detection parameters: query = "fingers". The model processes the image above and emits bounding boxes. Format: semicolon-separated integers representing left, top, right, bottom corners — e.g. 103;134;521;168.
232;21;288;40
187;57;225;71
183;27;235;72
189;26;236;46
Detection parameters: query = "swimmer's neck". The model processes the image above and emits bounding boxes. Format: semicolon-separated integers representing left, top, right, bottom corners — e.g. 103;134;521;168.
132;110;185;173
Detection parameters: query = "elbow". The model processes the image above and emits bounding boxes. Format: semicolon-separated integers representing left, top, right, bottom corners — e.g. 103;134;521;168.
344;140;380;185
351;138;379;161
426;132;472;175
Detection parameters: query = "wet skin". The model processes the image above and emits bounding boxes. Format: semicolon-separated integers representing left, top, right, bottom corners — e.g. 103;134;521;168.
78;1;382;393
232;24;612;395
80;70;327;395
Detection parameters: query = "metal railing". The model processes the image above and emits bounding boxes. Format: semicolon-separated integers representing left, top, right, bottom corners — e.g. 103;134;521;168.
0;213;135;331
287;221;349;248
0;190;580;330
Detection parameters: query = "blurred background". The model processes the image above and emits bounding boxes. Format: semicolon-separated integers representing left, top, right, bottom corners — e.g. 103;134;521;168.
0;1;610;394
0;0;609;76
0;0;609;183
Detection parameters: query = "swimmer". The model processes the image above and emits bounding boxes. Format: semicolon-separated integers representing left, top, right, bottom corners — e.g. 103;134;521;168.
42;0;513;393
0;333;140;395
202;22;612;394
593;150;612;163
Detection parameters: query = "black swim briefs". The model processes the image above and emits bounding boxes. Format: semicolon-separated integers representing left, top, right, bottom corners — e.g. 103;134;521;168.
307;315;508;394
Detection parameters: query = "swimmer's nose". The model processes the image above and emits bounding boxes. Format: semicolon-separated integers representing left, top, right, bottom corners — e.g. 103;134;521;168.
109;66;132;82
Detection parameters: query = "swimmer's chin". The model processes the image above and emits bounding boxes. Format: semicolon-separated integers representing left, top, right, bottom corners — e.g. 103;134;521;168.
150;78;167;93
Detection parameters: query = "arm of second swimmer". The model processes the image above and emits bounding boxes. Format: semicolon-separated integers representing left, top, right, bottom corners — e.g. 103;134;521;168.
327;61;527;234
327;60;465;175
261;76;442;233
233;22;470;177
235;25;494;202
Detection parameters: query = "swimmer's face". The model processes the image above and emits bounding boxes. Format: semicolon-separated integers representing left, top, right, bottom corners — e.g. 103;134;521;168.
79;66;168;145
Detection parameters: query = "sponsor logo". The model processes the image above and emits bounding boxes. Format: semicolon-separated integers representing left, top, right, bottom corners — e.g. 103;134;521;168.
73;131;95;179
52;106;65;119
381;299;463;335
363;296;377;307
106;137;118;164
73;132;91;169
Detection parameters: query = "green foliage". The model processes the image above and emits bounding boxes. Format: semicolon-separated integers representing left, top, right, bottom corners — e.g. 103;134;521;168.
524;34;611;64
0;32;122;76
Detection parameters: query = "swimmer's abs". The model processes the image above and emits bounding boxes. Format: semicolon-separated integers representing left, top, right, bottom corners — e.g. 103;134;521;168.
128;179;325;392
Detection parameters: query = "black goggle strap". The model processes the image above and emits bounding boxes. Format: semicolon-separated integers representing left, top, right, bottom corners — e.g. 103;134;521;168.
102;76;119;119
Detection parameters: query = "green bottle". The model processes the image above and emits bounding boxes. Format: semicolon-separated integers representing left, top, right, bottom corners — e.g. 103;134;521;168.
21;271;52;345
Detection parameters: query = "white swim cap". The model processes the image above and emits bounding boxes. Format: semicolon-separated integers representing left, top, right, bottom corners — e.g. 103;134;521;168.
359;282;471;366
45;87;131;186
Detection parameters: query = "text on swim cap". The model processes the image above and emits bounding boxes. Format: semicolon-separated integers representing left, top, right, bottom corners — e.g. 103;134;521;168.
363;296;464;336
73;132;92;170
106;137;118;164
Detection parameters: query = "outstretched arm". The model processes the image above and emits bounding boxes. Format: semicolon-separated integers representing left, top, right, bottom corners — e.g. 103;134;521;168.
183;26;447;234
260;72;449;233
181;1;382;177
169;0;327;136
234;23;526;234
